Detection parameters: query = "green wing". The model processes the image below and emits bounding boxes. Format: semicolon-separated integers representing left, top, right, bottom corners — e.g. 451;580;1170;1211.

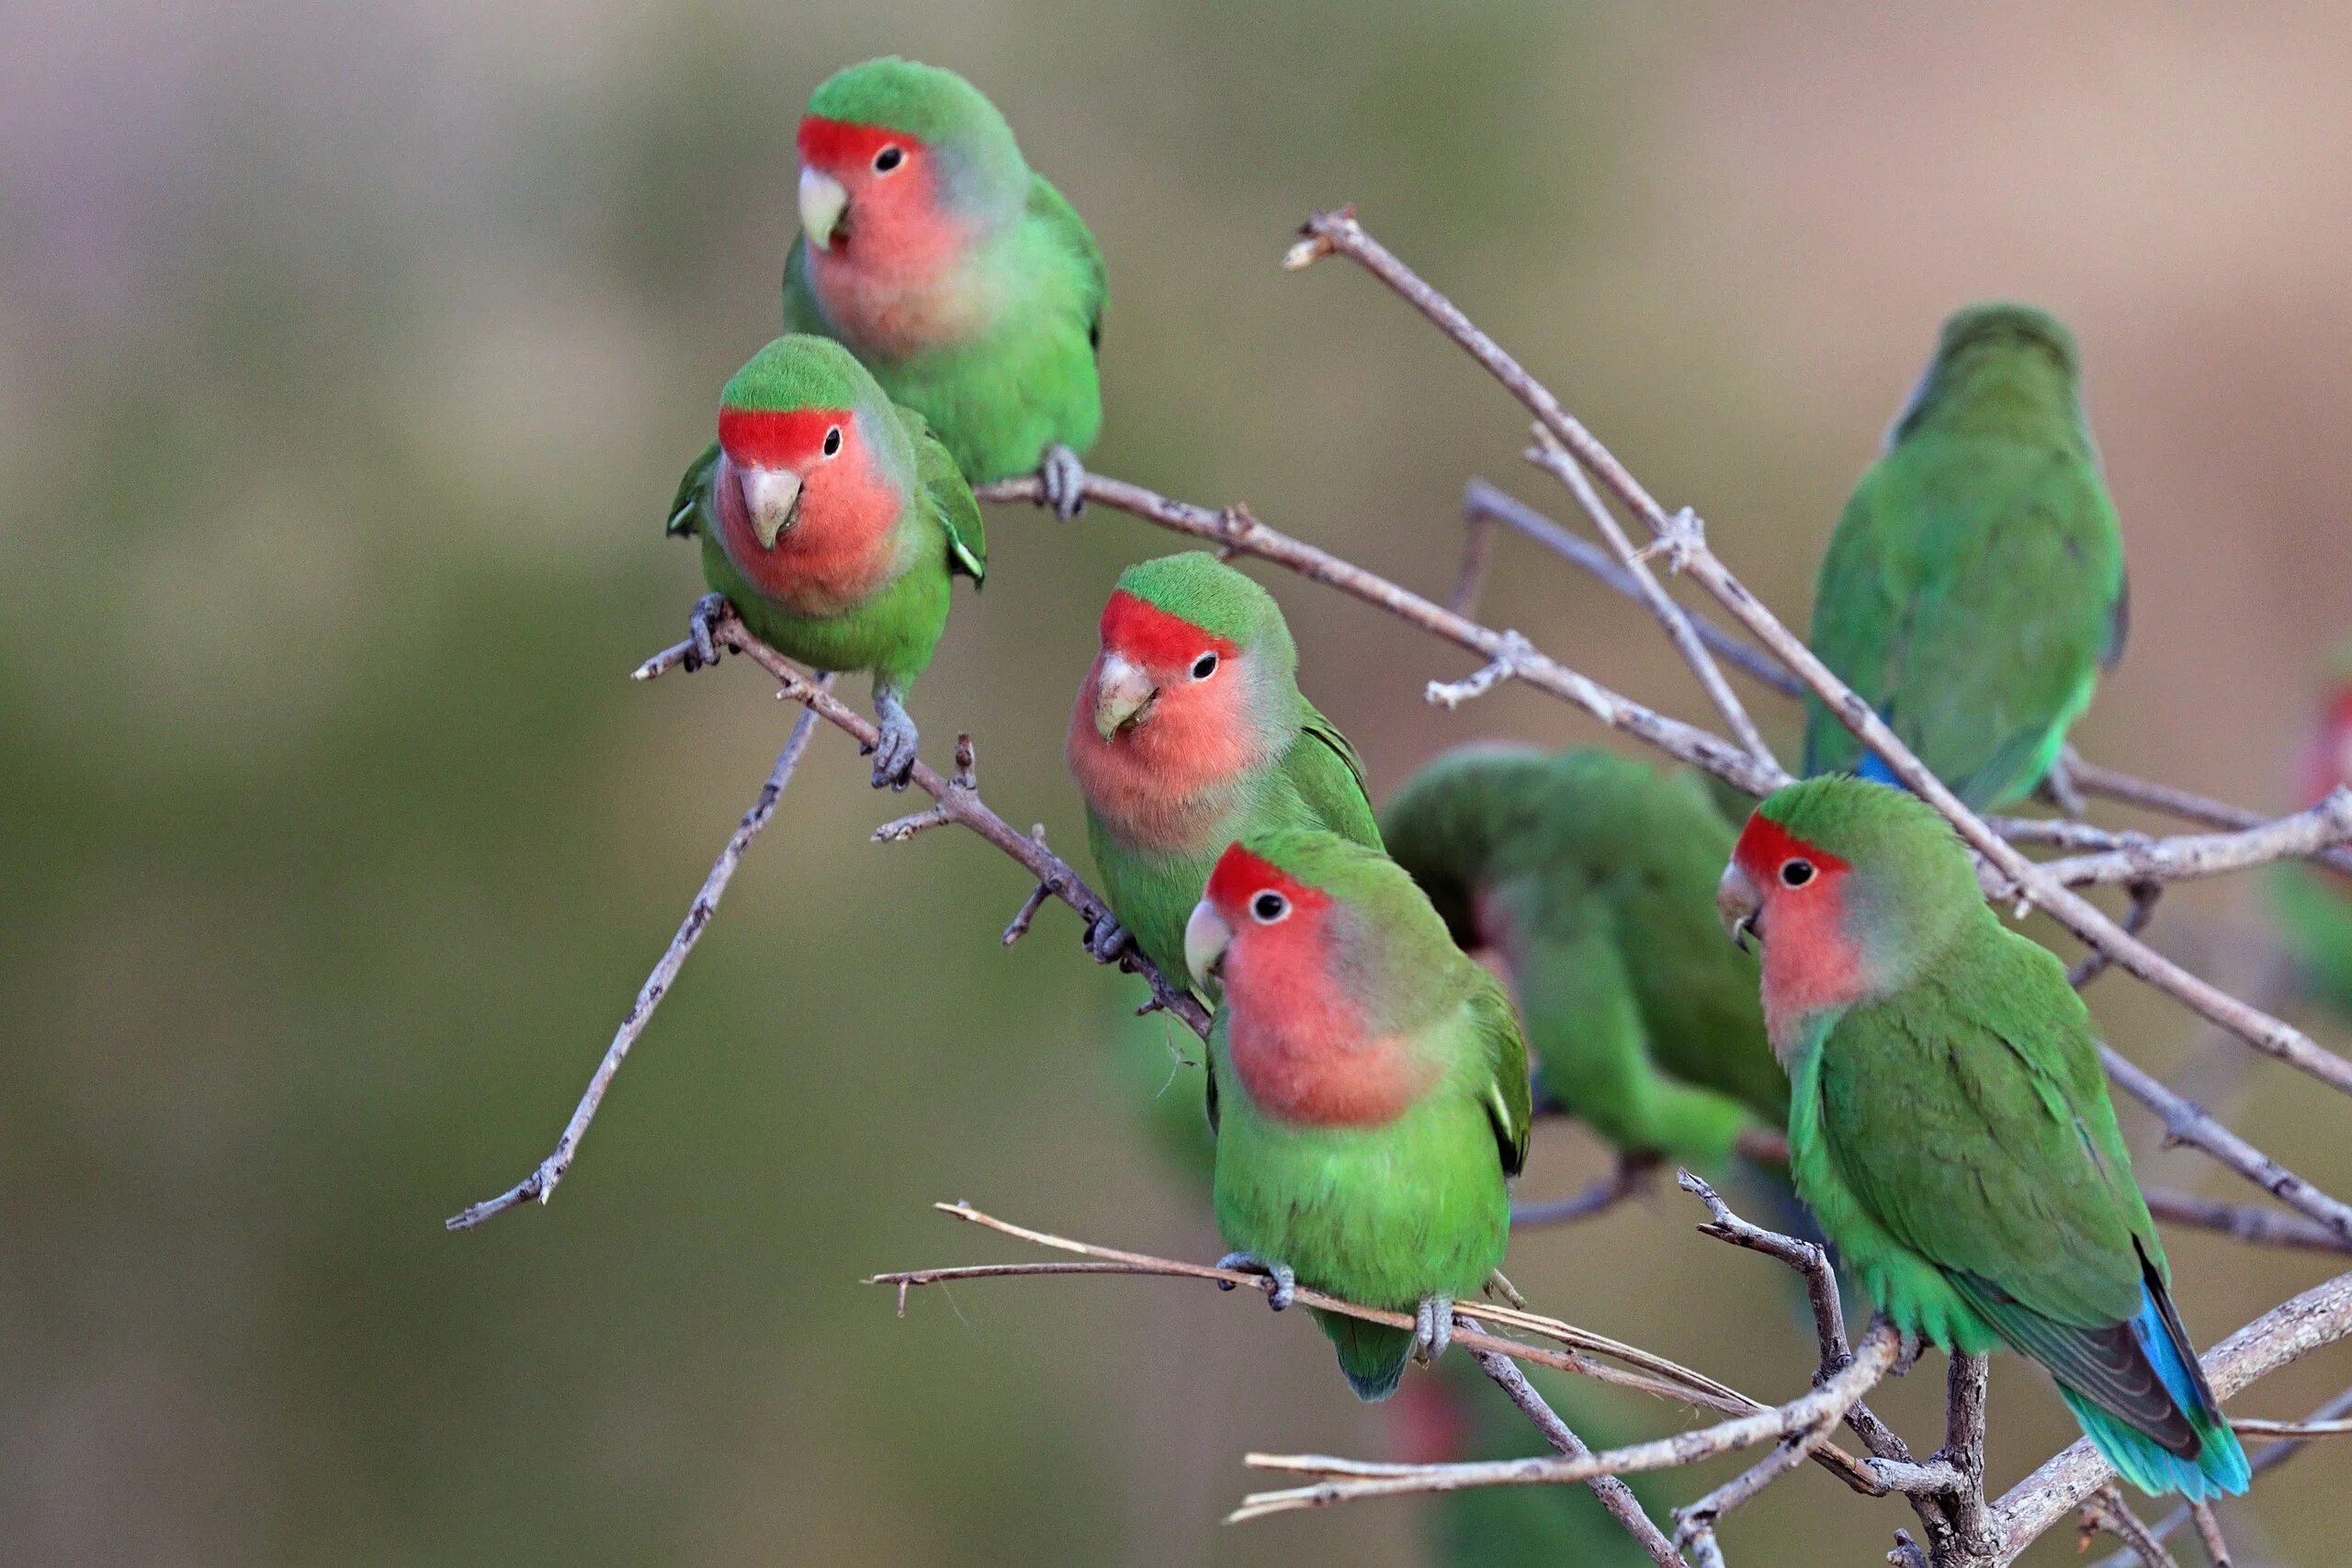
665;441;721;538
1823;924;2165;1391
899;404;987;583
1285;697;1382;848
1027;173;1106;356
1468;970;1532;1179
1803;435;2123;807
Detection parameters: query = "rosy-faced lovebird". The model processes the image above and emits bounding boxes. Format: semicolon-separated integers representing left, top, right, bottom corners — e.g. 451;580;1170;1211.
668;335;985;787
1186;829;1531;1401
1067;553;1379;987
1803;304;2127;809
2270;643;2352;1016
1718;779;2248;1499
786;57;1105;516
1382;743;1785;1164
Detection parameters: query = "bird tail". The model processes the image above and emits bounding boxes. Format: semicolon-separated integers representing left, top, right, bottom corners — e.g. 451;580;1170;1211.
1855;750;1905;788
2057;1282;2249;1501
1317;1309;1413;1403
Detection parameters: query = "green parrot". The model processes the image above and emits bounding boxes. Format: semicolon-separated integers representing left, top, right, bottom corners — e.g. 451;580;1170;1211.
786;57;1104;516
1717;778;2249;1499
1066;552;1380;987
667;334;984;787
1184;829;1531;1401
1803;303;2127;809
1382;743;1786;1165
2271;643;2352;1017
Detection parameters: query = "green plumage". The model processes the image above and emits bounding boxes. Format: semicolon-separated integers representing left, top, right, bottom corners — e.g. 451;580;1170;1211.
1208;831;1529;1401
1752;780;2245;1498
1383;744;1785;1162
671;336;982;691
1077;555;1380;993
1803;304;2126;809
784;59;1104;484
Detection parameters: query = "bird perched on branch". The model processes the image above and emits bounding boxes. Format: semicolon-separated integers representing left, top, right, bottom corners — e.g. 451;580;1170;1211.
1803;304;2126;809
667;334;985;787
1187;829;1530;1401
1382;743;1785;1165
1719;778;2248;1499
784;57;1105;516
1068;552;1379;990
2271;643;2352;1017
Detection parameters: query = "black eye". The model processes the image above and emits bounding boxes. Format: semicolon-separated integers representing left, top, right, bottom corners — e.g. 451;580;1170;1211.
1780;859;1815;888
1250;891;1289;924
1191;652;1219;681
873;146;904;173
821;425;842;457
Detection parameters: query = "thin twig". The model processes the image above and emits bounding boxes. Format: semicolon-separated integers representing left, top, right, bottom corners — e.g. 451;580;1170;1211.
2070;881;2163;989
2143;1187;2352;1254
2080;1486;2182;1568
1511;1153;1660;1228
2036;790;2352;889
2088;1385;2352;1568
2186;1501;2231;1568
1469;1336;1687;1567
445;687;832;1230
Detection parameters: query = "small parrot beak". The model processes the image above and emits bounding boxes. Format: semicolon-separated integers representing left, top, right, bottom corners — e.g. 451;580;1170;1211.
1716;862;1761;953
798;166;848;251
1091;652;1159;740
1184;900;1233;988
739;464;804;550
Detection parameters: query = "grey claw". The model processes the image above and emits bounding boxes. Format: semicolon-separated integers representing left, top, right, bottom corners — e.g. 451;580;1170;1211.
869;692;919;790
1086;914;1129;964
1039;445;1087;520
1215;1252;1295;1312
685;592;727;671
1414;1296;1454;1364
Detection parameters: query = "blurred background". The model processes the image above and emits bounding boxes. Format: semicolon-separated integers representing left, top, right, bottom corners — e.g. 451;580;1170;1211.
8;3;2352;1562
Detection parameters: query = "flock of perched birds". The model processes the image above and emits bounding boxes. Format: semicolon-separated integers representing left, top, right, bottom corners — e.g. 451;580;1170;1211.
656;54;2352;1542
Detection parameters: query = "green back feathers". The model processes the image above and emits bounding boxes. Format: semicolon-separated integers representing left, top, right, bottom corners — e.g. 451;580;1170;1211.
810;58;1027;217
899;403;986;582
1115;553;1299;673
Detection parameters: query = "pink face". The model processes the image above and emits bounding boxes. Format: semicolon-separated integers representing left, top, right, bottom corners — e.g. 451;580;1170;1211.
2300;684;2352;808
1065;592;1261;850
1195;845;1432;1126
1727;813;1868;1042
713;404;900;605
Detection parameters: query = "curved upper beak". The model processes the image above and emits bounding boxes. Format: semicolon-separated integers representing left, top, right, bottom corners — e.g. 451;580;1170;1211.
1184;899;1233;988
1716;861;1761;953
798;166;848;251
1091;652;1158;740
738;463;804;550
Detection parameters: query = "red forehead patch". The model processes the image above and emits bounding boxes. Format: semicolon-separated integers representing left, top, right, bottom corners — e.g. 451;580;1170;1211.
718;406;853;469
797;115;927;171
1101;590;1239;671
1735;812;1852;880
1206;843;1333;916
2301;687;2352;806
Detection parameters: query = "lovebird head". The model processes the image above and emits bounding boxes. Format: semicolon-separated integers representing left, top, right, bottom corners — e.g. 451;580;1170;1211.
1186;830;1464;1126
1067;553;1298;841
2296;641;2352;810
796;58;1027;271
1719;777;1981;1047
1886;301;2087;450
714;335;913;572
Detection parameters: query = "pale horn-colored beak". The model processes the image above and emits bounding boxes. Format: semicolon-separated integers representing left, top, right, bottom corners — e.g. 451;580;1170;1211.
798;166;848;251
1716;861;1761;953
1184;900;1233;989
739;465;804;550
1091;652;1158;740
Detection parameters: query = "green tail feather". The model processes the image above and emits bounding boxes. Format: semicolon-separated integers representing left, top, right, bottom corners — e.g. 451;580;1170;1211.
1317;1309;1413;1402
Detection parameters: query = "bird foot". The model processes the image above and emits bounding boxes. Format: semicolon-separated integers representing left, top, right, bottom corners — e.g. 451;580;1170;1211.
1214;1252;1295;1312
1038;444;1088;520
684;593;729;671
1084;912;1129;964
1414;1295;1455;1365
865;693;919;790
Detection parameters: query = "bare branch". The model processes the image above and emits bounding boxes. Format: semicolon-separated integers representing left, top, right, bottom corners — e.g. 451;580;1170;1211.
1511;1152;1660;1228
1468;1336;1688;1567
2070;881;2162;989
2079;1486;2182;1568
2143;1187;2352;1255
2037;789;2352;888
1426;630;1534;708
446;686;832;1230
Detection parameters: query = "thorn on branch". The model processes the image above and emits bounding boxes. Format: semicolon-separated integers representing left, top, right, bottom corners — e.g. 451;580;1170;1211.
1001;829;1055;946
1281;204;1355;269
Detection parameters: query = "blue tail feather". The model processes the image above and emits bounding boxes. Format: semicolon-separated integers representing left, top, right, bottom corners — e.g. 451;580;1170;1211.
1855;750;1906;788
2060;1284;2248;1501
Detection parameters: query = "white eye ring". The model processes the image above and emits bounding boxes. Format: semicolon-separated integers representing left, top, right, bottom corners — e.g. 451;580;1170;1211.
1780;858;1815;888
873;146;904;174
820;425;842;457
1250;891;1289;924
1191;652;1219;681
